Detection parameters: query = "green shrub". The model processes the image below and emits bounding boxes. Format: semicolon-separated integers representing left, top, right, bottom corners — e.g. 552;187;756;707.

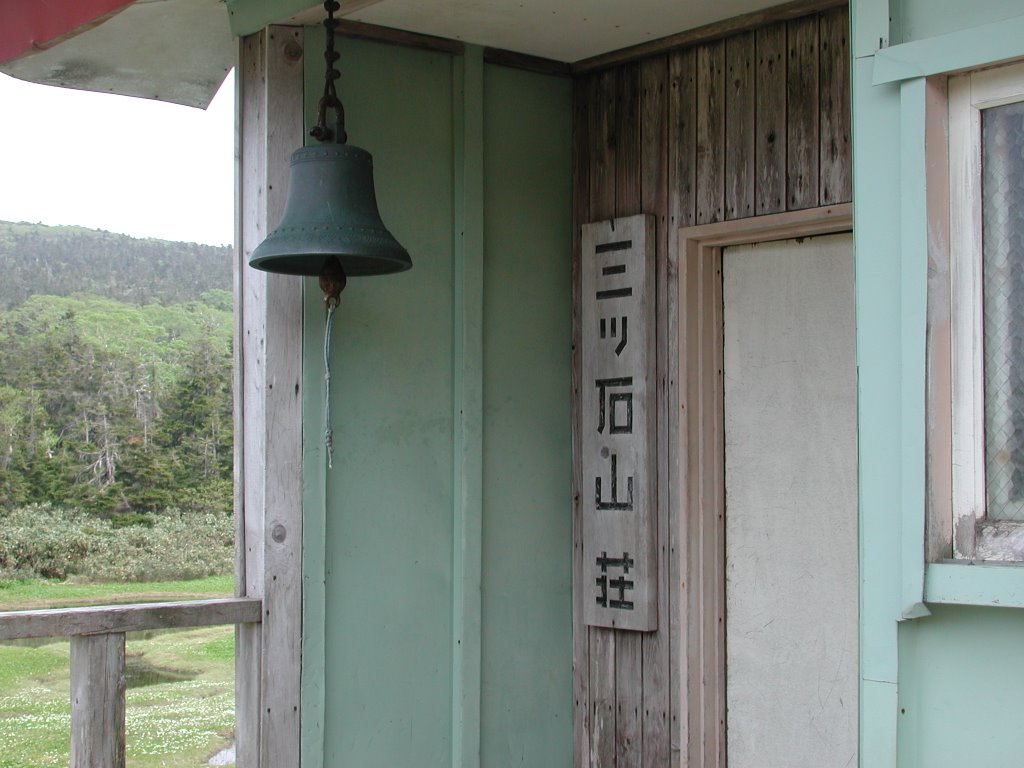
0;505;94;579
0;504;232;583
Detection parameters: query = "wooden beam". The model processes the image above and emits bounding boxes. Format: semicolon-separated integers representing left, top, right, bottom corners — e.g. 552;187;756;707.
483;47;571;77
337;19;465;55
236;25;306;768
572;0;846;74
0;598;261;641
70;633;126;768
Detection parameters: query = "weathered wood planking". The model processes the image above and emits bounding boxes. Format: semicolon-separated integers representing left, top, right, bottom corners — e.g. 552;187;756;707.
670;49;698;232
755;24;787;215
572;9;852;767
696;41;725;225
572;76;592;768
640;54;672;768
616;629;643;768
573;0;845;74
668;44;697;768
259;28;305;768
786;16;820;210
70;633;126;768
614;60;644;768
590;69;618;224
818;7;851;205
237;26;306;768
589;62;618;768
236;33;268;768
617;63;642;215
725;33;755;220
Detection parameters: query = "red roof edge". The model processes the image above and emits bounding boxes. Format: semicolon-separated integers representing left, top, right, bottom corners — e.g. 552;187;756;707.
0;0;136;64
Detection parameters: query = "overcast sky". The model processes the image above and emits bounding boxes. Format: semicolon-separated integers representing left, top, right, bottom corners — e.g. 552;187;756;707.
0;72;235;247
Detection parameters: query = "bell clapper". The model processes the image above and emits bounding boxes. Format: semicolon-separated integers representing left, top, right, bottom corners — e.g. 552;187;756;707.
320;257;347;469
319;255;348;308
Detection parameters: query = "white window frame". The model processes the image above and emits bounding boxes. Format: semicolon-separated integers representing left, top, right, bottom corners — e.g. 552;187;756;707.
945;60;1024;562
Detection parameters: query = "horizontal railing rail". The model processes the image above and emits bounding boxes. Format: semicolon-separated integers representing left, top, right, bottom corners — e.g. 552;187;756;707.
0;596;262;640
0;597;262;768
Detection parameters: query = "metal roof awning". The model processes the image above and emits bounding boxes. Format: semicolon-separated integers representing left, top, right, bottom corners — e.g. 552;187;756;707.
0;0;234;108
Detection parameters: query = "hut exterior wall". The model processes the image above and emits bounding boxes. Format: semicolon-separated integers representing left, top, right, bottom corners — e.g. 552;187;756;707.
300;34;574;768
854;0;1024;766
570;7;851;766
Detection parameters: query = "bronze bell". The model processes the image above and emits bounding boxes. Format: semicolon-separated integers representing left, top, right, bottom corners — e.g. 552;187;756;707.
249;143;411;277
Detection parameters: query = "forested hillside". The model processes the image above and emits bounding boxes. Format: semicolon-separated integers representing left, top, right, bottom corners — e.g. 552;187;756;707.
0;221;231;309
0;221;233;522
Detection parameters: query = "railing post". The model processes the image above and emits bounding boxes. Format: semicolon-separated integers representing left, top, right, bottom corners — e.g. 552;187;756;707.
70;632;126;768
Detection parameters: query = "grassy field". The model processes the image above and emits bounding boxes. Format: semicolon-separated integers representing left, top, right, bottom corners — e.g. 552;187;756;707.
0;574;232;611
0;577;235;768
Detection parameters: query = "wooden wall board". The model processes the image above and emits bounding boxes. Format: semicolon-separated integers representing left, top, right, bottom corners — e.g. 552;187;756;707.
639;53;672;768
236;27;305;768
571;7;852;766
666;48;692;768
591;69;618;222
819;7;851;205
572;0;846;74
617;62;643;215
786;16;821;210
725;33;756;220
572;74;593;768
670;49;698;232
614;60;645;768
695;41;726;225
616;633;643;768
588;61;618;768
755;23;788;215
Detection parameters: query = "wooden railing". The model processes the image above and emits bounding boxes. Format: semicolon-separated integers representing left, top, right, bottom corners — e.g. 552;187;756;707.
0;598;261;768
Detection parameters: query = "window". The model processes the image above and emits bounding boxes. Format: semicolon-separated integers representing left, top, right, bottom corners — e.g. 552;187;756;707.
943;60;1024;561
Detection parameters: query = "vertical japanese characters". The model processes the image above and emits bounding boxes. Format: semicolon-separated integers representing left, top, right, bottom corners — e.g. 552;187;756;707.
581;215;657;631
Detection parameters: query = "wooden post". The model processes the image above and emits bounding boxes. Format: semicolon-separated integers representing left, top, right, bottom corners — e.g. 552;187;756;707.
70;633;126;768
236;25;306;768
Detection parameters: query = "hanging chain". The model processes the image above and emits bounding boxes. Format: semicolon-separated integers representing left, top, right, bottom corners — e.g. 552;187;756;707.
310;0;347;144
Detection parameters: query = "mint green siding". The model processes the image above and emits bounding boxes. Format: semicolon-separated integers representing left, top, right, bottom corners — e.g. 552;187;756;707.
480;64;573;766
892;0;1024;44
853;1;1024;765
897;606;1024;767
300;33;572;768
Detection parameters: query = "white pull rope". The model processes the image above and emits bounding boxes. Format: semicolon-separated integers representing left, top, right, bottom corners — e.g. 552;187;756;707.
323;299;337;469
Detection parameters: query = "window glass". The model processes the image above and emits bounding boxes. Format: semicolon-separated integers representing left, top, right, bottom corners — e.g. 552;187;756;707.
982;100;1024;521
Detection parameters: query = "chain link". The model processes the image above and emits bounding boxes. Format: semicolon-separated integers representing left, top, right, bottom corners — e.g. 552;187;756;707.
310;0;347;144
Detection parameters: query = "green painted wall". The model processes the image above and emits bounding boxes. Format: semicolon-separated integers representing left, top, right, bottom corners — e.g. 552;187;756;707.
897;606;1024;767
891;0;1024;44
480;64;573;766
852;0;1024;765
299;32;572;768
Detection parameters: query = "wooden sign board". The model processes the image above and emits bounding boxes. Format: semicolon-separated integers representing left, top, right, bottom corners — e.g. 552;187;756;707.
581;214;657;631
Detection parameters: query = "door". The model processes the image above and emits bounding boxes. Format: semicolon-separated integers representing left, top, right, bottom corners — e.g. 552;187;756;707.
722;232;858;768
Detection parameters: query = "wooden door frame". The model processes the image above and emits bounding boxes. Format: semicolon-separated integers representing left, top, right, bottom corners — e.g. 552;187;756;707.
675;202;852;767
